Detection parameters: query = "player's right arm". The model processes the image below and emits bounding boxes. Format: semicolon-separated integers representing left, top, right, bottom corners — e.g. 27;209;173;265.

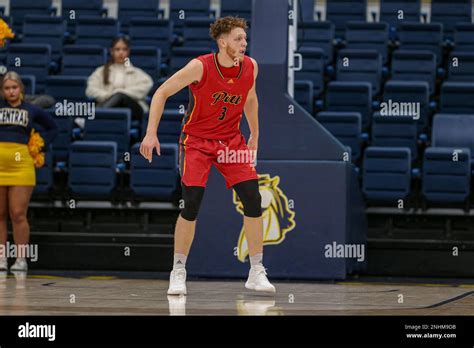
140;59;203;162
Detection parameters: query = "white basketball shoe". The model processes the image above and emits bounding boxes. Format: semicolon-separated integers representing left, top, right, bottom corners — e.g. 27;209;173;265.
167;268;187;295
10;258;28;272
245;265;276;293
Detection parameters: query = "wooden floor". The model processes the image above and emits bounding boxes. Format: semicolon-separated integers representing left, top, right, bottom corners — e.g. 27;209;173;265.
0;272;473;315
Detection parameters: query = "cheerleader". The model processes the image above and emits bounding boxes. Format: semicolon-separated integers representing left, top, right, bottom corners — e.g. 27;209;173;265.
0;72;58;272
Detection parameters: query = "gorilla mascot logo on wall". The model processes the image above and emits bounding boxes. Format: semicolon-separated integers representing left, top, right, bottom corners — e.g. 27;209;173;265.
233;174;296;262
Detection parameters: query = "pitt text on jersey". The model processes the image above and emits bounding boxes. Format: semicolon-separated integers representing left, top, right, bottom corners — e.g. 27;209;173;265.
211;91;243;106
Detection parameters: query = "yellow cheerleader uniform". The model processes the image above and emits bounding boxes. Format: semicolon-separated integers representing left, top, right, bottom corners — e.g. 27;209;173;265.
0;142;36;185
0;101;58;186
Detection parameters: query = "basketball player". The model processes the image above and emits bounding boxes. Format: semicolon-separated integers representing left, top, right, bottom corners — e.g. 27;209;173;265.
140;16;275;295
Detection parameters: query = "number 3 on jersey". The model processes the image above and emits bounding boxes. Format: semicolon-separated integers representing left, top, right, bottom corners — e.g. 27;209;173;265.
218;106;227;121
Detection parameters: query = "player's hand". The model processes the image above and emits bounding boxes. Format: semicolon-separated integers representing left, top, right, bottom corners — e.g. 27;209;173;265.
248;134;258;167
140;133;161;163
247;134;258;152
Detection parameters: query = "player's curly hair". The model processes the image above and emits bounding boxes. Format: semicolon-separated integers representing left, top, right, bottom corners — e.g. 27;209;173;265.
209;16;248;41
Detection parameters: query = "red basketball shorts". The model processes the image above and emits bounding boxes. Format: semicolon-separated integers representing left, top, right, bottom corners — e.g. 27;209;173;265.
178;132;258;189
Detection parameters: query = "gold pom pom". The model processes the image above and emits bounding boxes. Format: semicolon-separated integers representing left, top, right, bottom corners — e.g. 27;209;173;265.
28;129;46;168
0;18;15;48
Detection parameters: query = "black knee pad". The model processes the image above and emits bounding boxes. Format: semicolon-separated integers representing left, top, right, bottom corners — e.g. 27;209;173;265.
233;179;262;217
180;184;205;221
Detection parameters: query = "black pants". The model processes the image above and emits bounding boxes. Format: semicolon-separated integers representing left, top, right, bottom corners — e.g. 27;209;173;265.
99;92;144;121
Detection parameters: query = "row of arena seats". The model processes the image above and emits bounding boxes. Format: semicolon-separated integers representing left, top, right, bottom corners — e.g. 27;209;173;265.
5;19;474;95
297;21;473;67
298;81;474;161
4;1;474;65
8;0;252;35
34;108;181;166
301;0;474;40
35;141;180;202
1;16;227;61
6;44;211;94
295;47;472;109
363;114;474;209
7;0;474;40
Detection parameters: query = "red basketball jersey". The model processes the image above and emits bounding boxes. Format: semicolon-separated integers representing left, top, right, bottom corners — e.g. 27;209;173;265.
181;53;254;140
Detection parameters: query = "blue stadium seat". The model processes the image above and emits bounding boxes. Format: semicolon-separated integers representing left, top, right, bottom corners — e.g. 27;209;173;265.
62;0;106;33
169;0;213;33
362;146;411;203
34;150;54;195
295;47;325;97
62;0;105;17
167;87;189;111
170;46;211;74
326;81;372;129
440;82;474;114
129;18;173;59
325;0;367;38
336;49;382;95
75;17;119;47
182;18;216;50
453;23;474;53
221;0;252;21
380;0;421;34
45;76;88;102
398;23;443;64
383;80;430;131
10;0;55;34
50;114;73;163
432;114;474;174
7;44;52;93
159;111;182;144
21;75;36;95
23;15;65;60
68;141;117;197
447;52;474;82
83;108;131;160
130;143;179;200
297;21;334;64
345;21;389;63
294;80;314;114
131;46;162;80
371;112;418;160
142;110;182;143
316;111;362;160
62;45;107;76
431;0;472;41
391;50;437;94
118;0;161;32
422;147;470;204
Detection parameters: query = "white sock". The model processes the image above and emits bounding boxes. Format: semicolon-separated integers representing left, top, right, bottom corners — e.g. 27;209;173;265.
173;253;187;270
250;253;263;267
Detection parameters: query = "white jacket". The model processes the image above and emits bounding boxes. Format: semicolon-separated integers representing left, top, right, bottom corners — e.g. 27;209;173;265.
86;63;154;112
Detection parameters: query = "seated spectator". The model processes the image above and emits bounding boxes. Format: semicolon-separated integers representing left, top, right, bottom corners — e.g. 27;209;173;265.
86;36;153;121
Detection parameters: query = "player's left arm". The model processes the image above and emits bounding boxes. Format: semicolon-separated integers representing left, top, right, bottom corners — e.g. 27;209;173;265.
243;58;259;152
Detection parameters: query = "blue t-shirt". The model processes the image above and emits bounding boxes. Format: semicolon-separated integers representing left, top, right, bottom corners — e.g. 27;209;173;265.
0;100;58;146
